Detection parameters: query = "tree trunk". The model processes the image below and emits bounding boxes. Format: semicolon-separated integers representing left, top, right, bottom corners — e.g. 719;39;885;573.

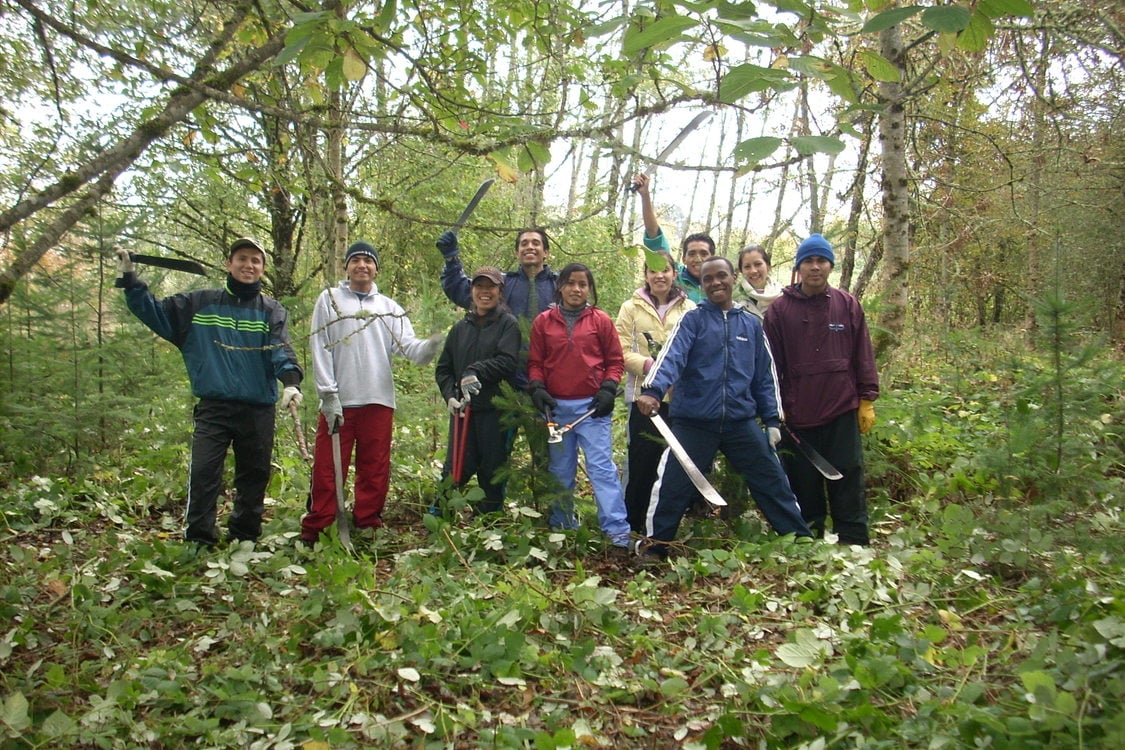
838;112;873;293
873;24;911;357
1023;29;1051;330
325;86;348;285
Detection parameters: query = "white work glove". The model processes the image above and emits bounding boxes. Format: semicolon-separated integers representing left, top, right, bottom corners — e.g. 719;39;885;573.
320;393;344;432
279;386;302;410
768;426;782;449
460;373;482;398
419;333;443;365
115;248;135;275
447;396;464;414
113;248;142;289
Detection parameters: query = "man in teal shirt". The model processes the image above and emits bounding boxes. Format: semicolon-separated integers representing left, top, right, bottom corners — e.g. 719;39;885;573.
632;173;713;303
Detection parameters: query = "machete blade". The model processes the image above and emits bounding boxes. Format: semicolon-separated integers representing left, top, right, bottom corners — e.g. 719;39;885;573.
129;254;208;276
453;178;495;235
650;413;727;507
627;110;713;192
782;424;843;480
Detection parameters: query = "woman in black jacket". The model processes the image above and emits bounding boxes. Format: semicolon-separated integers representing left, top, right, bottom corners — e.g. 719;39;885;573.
434;266;521;515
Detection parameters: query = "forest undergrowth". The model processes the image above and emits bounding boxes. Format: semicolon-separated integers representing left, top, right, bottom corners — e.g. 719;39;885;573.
1;319;1122;749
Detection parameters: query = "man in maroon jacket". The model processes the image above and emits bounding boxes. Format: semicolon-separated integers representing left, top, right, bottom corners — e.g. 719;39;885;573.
763;234;879;545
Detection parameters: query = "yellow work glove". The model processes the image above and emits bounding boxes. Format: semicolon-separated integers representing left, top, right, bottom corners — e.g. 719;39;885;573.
858;399;876;434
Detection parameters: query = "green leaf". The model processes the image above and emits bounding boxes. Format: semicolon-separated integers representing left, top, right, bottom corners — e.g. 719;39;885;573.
860;7;923;34
956;12;993;53
517;142;551;172
776;641;819;667
660;676;690;697
979;0;1034;19
719;63;792;103
734;136;783;163
921;6;972;33
42;709;77;738
860;50;901;82
584;16;629;39
643;247;671;271
374;0;399;31
776;630;830;667
1093;616;1125;647
792;135;846;156
1019;670;1057;701
622;15;699;56
1;692;31;733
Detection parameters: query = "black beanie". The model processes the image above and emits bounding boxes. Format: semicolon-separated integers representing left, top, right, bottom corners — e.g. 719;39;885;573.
344;241;379;269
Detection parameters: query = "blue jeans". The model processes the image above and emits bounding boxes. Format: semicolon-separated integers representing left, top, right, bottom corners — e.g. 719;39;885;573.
546;398;631;546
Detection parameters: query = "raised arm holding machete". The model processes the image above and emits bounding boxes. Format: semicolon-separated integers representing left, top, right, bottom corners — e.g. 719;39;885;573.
436;181;557;326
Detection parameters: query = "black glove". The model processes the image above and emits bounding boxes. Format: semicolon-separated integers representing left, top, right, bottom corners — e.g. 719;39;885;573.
436;230;460;261
528;380;557;415
591;380;618;418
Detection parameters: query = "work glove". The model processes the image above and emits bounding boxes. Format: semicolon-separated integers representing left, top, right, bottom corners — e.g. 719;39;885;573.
114;248;140;289
279;386;302;410
447;396;464;414
460;373;482;398
436;230;460;261
768;426;782;449
320;393;344;433
418;333;444;365
858;399;876;434
591;380;618;418
528;380;557;415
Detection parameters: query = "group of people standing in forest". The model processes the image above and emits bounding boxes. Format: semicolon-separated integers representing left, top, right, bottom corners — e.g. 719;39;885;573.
114;173;879;562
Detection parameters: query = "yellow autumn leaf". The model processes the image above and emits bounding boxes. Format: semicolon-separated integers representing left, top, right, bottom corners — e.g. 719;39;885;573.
342;48;367;81
495;162;520;184
938;609;965;631
772;54;789;70
703;44;726;62
302;741;330;750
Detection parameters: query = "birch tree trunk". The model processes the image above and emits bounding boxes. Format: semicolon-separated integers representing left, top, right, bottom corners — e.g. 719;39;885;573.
838;112;873;293
874;24;911;356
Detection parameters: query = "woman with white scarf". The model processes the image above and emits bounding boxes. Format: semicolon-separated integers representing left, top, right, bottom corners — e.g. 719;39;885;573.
736;244;783;318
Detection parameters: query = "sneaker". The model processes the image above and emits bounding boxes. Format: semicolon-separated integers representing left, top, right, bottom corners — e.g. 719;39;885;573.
631;538;665;567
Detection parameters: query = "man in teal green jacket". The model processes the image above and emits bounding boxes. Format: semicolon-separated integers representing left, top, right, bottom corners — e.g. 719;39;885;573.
116;238;303;547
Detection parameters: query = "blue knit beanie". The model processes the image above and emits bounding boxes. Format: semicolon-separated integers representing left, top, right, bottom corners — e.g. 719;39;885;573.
794;234;834;268
344;241;379;269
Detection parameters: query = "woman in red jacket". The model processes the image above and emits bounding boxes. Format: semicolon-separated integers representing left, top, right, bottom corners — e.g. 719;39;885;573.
527;263;631;550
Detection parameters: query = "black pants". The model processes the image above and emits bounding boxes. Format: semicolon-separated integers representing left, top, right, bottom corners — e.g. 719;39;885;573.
624;402;670;532
443;408;510;514
780;410;869;545
185;399;275;546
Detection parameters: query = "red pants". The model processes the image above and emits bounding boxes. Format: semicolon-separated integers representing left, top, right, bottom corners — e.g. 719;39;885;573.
301;403;393;541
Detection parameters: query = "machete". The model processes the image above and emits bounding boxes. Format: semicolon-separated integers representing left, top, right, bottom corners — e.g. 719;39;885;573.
627;111;714;192
330;429;354;552
649;413;727;507
452;178;495;235
782;423;843;481
130;253;208;276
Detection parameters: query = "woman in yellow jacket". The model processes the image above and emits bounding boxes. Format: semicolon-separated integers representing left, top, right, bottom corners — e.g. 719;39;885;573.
615;250;696;533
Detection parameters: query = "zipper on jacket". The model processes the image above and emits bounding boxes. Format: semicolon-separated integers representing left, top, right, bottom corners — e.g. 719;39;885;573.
720;309;729;426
